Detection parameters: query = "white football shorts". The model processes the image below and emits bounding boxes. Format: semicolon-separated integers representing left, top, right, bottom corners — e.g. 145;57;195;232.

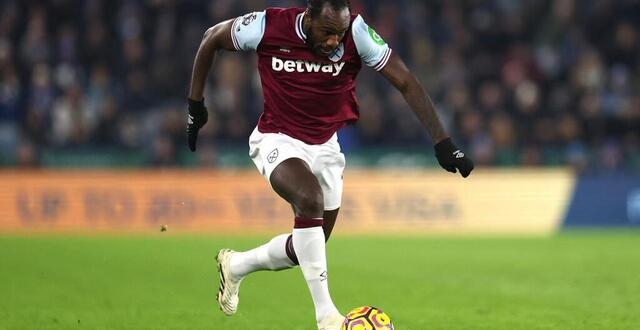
248;126;346;210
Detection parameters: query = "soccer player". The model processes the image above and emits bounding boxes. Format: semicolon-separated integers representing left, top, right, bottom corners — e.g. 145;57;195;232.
186;1;474;329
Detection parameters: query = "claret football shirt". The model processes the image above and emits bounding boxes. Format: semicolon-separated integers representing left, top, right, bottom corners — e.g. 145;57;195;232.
231;7;392;144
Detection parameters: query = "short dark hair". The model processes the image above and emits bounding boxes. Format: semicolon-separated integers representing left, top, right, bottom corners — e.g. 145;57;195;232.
307;0;351;18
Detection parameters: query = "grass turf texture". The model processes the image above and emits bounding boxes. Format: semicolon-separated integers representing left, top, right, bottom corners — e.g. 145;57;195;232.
1;230;639;330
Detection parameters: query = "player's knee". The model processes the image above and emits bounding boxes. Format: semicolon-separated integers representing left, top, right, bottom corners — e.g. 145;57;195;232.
293;189;324;218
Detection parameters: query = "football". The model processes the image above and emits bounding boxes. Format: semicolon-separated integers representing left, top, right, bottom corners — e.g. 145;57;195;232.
341;306;394;330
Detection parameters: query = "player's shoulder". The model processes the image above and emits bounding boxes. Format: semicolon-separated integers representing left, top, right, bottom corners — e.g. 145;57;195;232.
265;7;304;19
350;13;367;29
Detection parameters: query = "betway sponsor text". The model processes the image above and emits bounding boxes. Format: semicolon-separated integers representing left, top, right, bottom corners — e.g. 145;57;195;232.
271;57;345;77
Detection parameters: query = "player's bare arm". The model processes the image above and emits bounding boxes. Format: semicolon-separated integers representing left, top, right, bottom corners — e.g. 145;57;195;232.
380;54;448;145
381;53;475;177
189;20;236;101
186;19;236;151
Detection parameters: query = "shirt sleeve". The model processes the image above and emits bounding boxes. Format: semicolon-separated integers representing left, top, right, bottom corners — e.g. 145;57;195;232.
230;11;266;51
351;15;392;71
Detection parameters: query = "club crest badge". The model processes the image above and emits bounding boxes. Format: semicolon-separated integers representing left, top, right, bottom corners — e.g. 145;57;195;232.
267;148;279;163
328;43;344;62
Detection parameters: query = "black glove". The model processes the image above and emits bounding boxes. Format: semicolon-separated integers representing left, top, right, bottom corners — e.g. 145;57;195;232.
187;98;208;152
434;138;474;178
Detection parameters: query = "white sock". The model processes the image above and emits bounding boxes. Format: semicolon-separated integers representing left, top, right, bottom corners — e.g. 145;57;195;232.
229;234;296;278
293;226;340;323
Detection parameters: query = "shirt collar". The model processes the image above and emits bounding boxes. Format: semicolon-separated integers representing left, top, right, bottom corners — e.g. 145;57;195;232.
295;12;307;41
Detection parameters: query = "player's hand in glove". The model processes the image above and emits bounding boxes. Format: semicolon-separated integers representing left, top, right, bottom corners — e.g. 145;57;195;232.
434;138;474;178
187;98;208;152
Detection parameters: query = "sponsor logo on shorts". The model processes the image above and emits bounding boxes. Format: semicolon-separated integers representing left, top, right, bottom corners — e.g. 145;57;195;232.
267;148;279;163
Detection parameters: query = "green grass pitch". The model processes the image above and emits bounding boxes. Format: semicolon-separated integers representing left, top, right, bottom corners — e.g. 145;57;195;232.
1;230;639;329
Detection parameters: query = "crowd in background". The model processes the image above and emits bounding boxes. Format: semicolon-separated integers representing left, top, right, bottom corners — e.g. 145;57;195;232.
0;0;638;170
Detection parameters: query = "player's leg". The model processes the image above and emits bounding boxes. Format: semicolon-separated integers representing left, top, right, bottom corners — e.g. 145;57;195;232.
224;166;338;279
280;207;339;265
225;205;339;279
312;137;345;243
226;234;296;278
269;158;343;327
217;162;340;318
216;233;297;315
217;129;343;326
322;209;339;241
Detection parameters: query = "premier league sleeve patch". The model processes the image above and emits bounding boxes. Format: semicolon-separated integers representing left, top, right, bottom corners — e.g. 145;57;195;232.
242;12;257;26
231;11;266;51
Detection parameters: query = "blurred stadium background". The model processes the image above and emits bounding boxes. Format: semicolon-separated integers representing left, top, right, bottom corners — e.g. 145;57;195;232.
0;0;638;169
0;0;639;329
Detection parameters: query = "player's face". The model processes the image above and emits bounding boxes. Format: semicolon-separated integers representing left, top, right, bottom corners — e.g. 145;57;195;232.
305;7;350;57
